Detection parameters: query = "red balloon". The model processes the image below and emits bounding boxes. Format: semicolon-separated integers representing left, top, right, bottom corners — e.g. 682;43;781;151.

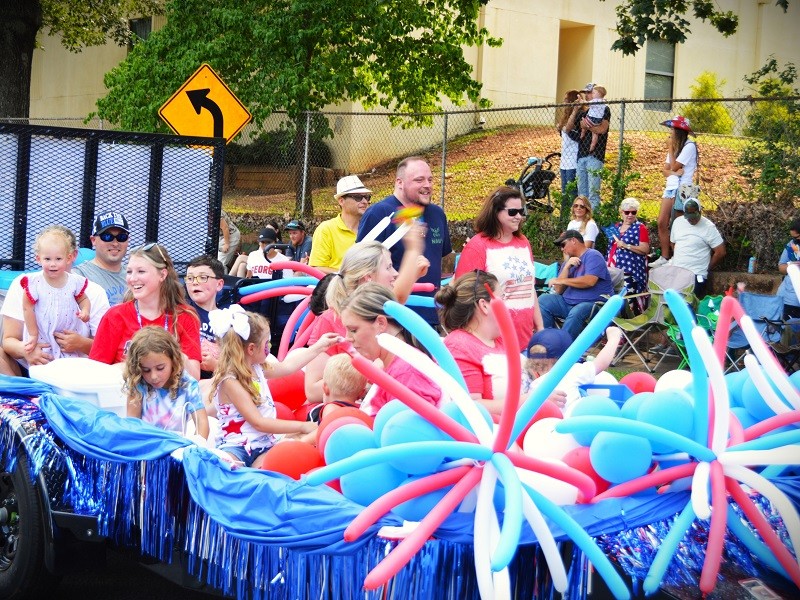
268;371;307;410
261;441;324;480
619;371;658;394
562;446;610;500
293;403;312;421
315;406;374;446
516;400;563;446
274;401;295;421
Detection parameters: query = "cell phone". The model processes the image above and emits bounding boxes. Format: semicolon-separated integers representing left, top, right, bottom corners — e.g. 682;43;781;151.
739;578;782;600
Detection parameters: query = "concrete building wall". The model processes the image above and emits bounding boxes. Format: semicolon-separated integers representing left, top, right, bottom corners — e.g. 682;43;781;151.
25;3;799;169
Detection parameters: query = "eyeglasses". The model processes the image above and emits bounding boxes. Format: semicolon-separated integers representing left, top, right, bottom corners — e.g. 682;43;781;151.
503;208;527;217
572;204;588;210
143;242;168;265
98;231;129;243
346;194;371;203
184;274;218;284
623;210;638;215
559;240;569;249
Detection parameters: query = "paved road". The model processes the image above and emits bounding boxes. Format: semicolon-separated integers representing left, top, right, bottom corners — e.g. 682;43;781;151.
53;547;228;599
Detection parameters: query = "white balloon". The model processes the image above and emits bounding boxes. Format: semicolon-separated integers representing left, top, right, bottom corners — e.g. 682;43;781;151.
522;417;581;460
655;369;694;392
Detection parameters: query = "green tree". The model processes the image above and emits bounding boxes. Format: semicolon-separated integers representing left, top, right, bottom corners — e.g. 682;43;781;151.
604;0;790;55
683;72;734;134
0;0;163;119
738;58;800;206
95;0;499;217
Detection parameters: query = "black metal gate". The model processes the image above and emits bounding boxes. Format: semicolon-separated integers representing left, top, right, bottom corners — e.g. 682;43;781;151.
0;123;225;271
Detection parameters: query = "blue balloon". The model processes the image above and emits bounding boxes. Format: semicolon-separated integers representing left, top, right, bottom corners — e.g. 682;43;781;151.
643;502;695;594
620;392;653;419
324;423;376;464
372;399;410;446
789;369;800;391
393;476;452;521
731;406;758;429
340;463;407;507
636;391;694;453
742;376;785;422
380;410;449;474
568;394;621;446
725;370;750;408
589;432;653;484
238;276;318;295
441;401;493;439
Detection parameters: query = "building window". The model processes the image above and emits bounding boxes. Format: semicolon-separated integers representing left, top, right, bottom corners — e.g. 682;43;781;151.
644;38;675;112
128;17;152;50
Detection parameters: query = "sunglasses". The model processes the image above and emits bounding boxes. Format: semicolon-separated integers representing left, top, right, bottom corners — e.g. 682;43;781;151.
346;194;371;203
184;274;218;284
143;242;168;265
503;208;527;217
472;269;488;302
98;231;129;243
623;210;637;215
572;204;588;209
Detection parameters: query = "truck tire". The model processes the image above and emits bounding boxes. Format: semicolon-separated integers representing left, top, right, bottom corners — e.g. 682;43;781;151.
0;451;54;599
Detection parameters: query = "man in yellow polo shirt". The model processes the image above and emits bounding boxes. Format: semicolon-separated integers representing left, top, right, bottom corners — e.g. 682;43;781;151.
309;175;371;273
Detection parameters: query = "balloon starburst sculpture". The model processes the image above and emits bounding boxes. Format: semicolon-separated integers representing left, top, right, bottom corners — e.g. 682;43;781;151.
300;277;800;598
557;289;800;594
307;292;633;599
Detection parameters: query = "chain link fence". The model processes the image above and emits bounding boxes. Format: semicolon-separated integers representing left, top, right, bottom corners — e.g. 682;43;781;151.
16;97;795;210
15;96;798;270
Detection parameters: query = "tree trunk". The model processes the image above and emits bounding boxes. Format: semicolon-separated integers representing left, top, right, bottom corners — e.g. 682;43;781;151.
293;116;313;218
0;1;42;119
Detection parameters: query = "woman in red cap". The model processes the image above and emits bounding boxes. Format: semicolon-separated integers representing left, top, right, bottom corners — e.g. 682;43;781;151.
651;115;698;267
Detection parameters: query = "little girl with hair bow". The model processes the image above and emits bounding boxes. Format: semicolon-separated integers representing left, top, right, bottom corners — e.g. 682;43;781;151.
209;305;340;468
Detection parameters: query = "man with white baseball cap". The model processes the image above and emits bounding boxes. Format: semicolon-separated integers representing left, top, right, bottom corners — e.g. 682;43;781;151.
309;175;372;274
664;198;725;298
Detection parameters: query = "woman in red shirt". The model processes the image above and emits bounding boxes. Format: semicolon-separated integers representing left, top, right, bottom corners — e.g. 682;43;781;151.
90;243;201;379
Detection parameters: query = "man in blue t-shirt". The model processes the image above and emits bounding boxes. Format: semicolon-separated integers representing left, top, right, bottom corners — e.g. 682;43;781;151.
539;230;615;340
356;156;453;326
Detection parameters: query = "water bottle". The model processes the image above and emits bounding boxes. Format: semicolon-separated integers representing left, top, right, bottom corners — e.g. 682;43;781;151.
748;256;756;274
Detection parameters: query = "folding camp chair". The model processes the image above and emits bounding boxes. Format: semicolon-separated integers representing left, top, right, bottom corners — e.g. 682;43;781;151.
727;292;800;373
726;292;784;372
610;265;696;373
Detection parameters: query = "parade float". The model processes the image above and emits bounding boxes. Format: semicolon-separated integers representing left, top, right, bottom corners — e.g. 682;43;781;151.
1;263;799;600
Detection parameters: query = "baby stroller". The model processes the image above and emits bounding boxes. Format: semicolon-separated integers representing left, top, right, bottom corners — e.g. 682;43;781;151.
505;152;560;213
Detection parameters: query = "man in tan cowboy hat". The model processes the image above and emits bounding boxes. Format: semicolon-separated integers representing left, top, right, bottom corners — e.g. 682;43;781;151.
309;175;372;274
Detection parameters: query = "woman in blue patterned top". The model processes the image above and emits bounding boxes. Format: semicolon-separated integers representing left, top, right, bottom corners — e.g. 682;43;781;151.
607;197;650;295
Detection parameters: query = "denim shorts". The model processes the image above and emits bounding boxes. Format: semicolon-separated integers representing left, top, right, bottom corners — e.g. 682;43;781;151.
662;187;684;210
218;444;270;468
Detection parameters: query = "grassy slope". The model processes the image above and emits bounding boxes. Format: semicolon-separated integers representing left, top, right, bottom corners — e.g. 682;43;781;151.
224;125;749;226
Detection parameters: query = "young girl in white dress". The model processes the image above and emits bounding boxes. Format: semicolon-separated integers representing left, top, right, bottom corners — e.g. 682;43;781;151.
21;226;91;359
209;305;339;468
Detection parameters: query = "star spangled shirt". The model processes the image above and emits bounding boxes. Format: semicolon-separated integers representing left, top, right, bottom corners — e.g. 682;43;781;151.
213;364;277;452
455;233;538;352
